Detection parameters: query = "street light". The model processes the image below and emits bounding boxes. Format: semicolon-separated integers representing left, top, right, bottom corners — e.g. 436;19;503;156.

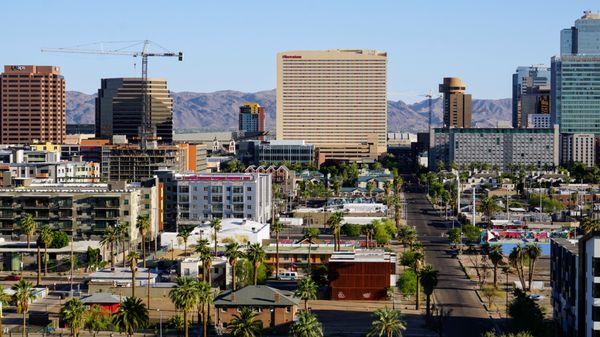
157;308;162;337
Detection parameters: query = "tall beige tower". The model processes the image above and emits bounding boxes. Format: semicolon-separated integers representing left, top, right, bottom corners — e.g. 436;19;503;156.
276;50;387;161
0;65;66;144
439;77;472;128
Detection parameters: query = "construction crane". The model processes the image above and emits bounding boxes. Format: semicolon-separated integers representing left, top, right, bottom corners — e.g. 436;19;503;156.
42;40;183;147
420;91;441;131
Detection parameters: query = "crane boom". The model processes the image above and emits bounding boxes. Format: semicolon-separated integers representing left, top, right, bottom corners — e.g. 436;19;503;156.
41;40;183;148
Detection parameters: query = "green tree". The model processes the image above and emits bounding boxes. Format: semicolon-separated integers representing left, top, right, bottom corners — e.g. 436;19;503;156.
39;225;54;275
478;197;500;224
210;218;222;256
235;258;268;287
488;246;503;288
177;227;192;257
295;277;318;310
420;265;439;318
525;244;541;291
341;223;362;237
136;214;151;268
228;307;263;337
85;305;112;337
303;227;320;272
225;242;243;290
86;246;102;272
112;297;149;337
0;289;11;337
100;225;118;269
447;228;462;249
396;269;417;299
59;298;86;337
51;230;69;248
327;211;344;251
116;222;130;267
509;245;527;291
461;224;481;244
168;314;184;337
507;289;545;336
18;213;36;248
194;280;213;337
290;310;324;337
366;307;406;337
246;243;266;286
481;284;500;309
12;280;36;337
169;277;198;337
397;226;417;248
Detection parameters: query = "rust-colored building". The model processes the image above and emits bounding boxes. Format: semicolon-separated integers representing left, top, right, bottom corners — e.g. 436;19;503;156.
0;65;66;144
214;285;299;332
328;250;396;300
439;77;472;128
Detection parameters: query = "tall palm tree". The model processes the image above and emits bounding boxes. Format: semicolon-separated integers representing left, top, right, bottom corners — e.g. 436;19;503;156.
295;277;318;310
362;222;375;248
59;298;86;337
290;310;324;337
18;213;36;249
326;212;343;251
272;219;283;278
12;280;36;337
39;225;54;276
195;239;210;280
367;307;406;337
177;227;192;257
393;176;404;195
100;225;118;270
136;214;151;268
198;246;213;285
224;242;243;290
525;244;542;291
246;243;265;286
302;227;319;273
194;280;213;337
117;222;130;267
127;251;140;297
228;307;263;337
112;296;149;337
169;277;199;337
488;246;503;288
393;196;402;227
509;245;526;291
411;252;424;311
479;197;499;226
210;218;222;256
0;290;11;337
420;265;439;318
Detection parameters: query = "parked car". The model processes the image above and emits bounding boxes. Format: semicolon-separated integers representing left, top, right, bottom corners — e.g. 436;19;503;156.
277;271;298;281
5;274;21;281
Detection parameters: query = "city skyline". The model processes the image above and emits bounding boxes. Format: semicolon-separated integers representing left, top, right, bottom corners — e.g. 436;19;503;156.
1;1;597;102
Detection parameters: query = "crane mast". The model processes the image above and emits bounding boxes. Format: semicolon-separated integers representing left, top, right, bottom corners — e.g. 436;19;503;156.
42;40;183;148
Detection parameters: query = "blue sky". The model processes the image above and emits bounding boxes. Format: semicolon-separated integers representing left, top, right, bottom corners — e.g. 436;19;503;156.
1;1;597;102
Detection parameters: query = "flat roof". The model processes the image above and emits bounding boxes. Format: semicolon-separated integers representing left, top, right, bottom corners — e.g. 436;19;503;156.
329;250;396;263
552;238;579;255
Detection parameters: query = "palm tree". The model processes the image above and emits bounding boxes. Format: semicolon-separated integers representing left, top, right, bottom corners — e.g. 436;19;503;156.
581;218;600;234
0;290;11;337
136;214;151;268
393;176;404;195
195;239;210;280
198;246;213;285
362;222;375;248
59;298;86;337
194;280;213;337
367;307;406;337
290;310;324;337
100;225;118;270
295;277;318;310
246;243;265;285
127;251;140;297
117;222;130;267
39;225;53;276
272;219;283;278
525;244;542;291
85;305;111;337
327;212;343;251
18;213;36;249
225;242;243;290
177;227;192;257
112;296;149;337
210;218;222;256
12;280;36;337
420;265;439;318
228;307;263;337
509;245;526;291
393;196;402;227
303;227;319;273
479;197;499;226
411;252;424;311
488;246;503;288
169;277;199;337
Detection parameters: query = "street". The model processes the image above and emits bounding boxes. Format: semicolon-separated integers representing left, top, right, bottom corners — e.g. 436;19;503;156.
405;180;494;337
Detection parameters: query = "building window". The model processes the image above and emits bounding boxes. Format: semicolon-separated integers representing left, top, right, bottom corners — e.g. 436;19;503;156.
593;283;600;298
124;199;129;205
593;306;600;322
594;258;600;277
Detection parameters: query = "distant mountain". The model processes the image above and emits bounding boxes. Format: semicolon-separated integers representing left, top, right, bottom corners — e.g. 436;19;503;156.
66;90;511;132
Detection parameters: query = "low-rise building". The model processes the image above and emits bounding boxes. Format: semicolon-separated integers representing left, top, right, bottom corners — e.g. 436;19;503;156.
88;267;159;287
265;241;355;271
245;165;297;198
179;256;230;288
81;293;121;313
293;203;387;227
328;250;397;301
214;285;299;331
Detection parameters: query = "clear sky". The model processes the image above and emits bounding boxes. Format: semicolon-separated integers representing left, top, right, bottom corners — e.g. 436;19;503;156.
1;1;597;102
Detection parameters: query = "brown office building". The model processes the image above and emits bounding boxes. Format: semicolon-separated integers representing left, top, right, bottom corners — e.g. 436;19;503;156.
439;77;472;128
0;65;66;144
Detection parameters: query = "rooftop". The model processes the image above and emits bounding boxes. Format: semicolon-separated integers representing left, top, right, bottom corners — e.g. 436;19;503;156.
552;238;579;255
214;285;300;307
81;292;121;304
329;249;396;263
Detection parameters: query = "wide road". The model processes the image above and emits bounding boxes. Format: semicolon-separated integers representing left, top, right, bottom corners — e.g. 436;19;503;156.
404;178;494;337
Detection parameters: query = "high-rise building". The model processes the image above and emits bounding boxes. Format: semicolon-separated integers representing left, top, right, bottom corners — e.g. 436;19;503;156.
95;78;174;143
0;65;66;144
439;77;472;128
239;103;265;140
560;133;596;168
561;11;600;56
512;65;551;128
553;12;600;135
276;50;387;161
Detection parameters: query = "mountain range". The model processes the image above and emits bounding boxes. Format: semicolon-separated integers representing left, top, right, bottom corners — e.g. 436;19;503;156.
66;89;512;133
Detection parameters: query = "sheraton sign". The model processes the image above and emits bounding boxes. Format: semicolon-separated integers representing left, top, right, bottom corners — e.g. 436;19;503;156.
183;175;253;182
282;55;302;59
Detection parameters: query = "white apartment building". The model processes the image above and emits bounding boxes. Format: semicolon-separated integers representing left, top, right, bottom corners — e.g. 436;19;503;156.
561;133;596;168
176;173;272;223
276;49;387;161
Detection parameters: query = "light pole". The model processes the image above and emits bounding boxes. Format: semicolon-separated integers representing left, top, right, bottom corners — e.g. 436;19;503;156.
157;309;162;337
